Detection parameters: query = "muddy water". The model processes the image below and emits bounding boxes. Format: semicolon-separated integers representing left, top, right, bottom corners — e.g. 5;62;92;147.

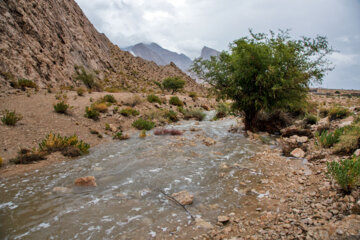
0;114;265;239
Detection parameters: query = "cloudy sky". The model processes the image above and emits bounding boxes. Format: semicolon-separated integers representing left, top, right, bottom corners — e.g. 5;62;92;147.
75;0;360;89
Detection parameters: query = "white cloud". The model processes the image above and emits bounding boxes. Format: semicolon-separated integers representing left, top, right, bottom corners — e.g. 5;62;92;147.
75;0;360;89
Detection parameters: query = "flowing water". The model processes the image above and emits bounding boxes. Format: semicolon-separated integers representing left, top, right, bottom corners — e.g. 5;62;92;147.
0;113;266;239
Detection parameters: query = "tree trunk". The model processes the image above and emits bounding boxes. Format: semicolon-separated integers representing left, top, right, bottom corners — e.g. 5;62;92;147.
244;110;258;132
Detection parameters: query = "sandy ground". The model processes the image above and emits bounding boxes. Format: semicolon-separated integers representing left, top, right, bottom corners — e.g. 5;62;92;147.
0;89;214;177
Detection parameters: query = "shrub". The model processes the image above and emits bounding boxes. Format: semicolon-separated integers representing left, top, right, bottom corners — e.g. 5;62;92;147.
335;90;340;94
75;66;95;89
319;108;329;118
316;128;344;148
0;156;3;167
154;128;183;136
102;94;117;103
132;118;155;130
10;149;46;164
164;110;179;122
334;126;360;154
17;78;37;90
113;131;130;140
76;88;86;96
329;106;350;120
327;156;360;193
162;76;185;93
182;108;206;121
189;92;198;99
53;101;69;114
304;114;318;125
120;108;139;117
169;96;183;106
139;129;147;138
147;94;162;104
124;95;142;107
92;102;108;113
85;106;100;120
39;133;90;154
215;102;230;119
1;109;22;126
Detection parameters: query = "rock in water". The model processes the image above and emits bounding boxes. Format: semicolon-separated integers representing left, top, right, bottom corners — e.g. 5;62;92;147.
290;148;305;158
171;190;194;205
203;137;216;146
53;186;72;193
74;176;97;187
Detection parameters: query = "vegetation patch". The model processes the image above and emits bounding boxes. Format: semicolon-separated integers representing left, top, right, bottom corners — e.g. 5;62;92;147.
120;107;139;117
53;101;69;114
169;96;183;106
147;94;162;104
180;108;206;121
333;125;360;154
124;95;142;107
164;110;179;122
10;149;47;164
39;133;90;155
304;114;318;125
1;109;23;126
101;94;117;103
132;118;155;130
189;92;198;100
162;76;185;94
215;102;231;119
327;156;360;193
113;131;130;140
92;102;108;113
329;106;350;121
74;66;102;90
76;87;86;96
11;78;37;91
85;106;100;120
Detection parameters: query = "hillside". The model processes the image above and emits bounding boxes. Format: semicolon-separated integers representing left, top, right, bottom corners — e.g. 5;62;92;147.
0;0;203;93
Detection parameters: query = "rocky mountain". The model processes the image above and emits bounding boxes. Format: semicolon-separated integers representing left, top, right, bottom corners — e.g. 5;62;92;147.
124;43;193;72
200;46;220;60
0;0;203;93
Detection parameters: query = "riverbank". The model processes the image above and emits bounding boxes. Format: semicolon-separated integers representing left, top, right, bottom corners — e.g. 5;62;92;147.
0;89;215;177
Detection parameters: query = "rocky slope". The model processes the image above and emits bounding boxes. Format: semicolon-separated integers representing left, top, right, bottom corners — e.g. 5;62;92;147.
0;0;203;93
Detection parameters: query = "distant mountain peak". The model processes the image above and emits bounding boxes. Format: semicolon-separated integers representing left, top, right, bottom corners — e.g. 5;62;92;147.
200;46;220;60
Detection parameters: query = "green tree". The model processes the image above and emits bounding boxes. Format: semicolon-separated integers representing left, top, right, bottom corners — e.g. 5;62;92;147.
191;30;334;131
162;76;185;94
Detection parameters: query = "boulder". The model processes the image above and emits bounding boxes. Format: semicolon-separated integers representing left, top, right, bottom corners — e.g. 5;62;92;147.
290;148;305;158
354;149;360;157
201;105;210;111
171;190;194;205
74;176;97;187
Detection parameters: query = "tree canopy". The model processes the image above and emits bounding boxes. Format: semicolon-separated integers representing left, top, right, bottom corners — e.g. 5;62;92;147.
162;76;185;94
191;29;334;131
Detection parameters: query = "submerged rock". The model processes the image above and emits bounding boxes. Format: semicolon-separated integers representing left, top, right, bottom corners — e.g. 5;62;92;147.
52;186;72;193
203;137;216;146
171;190;194;205
74;176;97;187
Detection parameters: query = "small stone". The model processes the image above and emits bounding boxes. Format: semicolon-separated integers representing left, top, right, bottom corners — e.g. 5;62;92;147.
74;176;97;187
290;148;305;158
195;218;213;229
354;149;360;157
217;215;230;223
203;137;216;146
171;191;194;205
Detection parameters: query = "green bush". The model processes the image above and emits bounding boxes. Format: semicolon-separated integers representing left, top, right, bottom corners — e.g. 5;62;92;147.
169;96;183;106
189;92;198;99
120;108;139;117
182;108;206;121
85;106;100;120
327;156;360;193
74;66;101;90
316;128;344;148
102;94;117;103
215;102;230;119
334;126;360;154
304;114;318;125
39;133;90;154
113;131;130;140
164;110;179;122
10;149;46;164
329;106;350;121
1;109;22;126
16;79;37;90
162;77;185;93
53;101;69;114
147;94;162;104
132;118;155;130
